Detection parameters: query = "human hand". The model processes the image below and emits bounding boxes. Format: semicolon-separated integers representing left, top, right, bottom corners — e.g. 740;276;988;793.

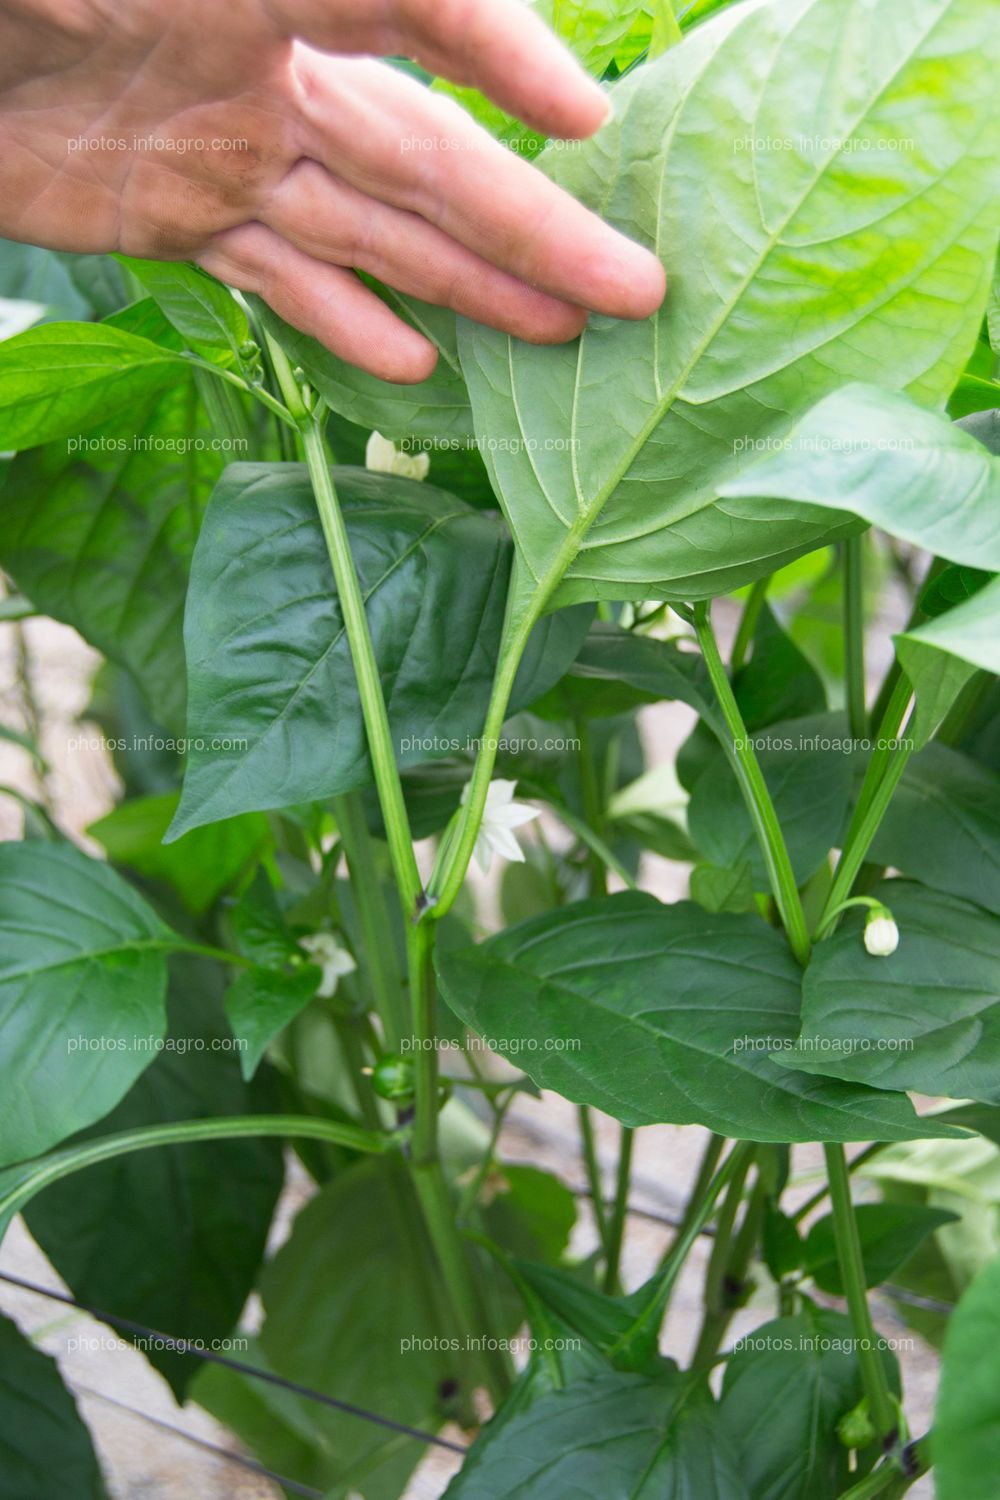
0;0;666;379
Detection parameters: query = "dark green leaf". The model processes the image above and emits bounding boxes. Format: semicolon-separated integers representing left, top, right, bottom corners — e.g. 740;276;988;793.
171;464;587;835
532;620;717;724
789;882;1000;1105
0;842;172;1166
0;376;224;731
870;743;1000;918
687;714;856;886
24;959;284;1398
0;1314;107;1498
718;1306;899;1500
224;965;320;1080
446;1368;749;1500
690;861;756;914
436;891;953;1142
761;1205;804;1281
733;605;826;732
803;1203;958;1294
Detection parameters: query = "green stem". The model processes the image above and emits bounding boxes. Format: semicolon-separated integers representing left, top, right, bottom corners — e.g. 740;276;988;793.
0;1114;389;1228
844;537;868;740
692;1149;756;1368
406;920;508;1396
818;723;914;935
603;1125;635;1293
610;1142;754;1357
192;366;253;453
579;1107;609;1247
332;793;407;1050
298;413;421;915
576;719;607;895
730;576;769;673
824;1144;898;1444
660;1132;727;1270
694;602;811;965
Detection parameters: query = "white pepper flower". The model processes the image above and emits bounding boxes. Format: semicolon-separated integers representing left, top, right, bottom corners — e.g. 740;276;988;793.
299;931;357;997
365;430;429;481
864;907;899;958
462;778;540;875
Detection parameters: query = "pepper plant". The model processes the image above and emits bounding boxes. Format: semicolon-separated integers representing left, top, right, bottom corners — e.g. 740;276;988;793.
0;0;999;1495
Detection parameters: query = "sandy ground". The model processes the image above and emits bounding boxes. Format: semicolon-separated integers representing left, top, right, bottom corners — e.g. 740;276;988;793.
0;597;935;1498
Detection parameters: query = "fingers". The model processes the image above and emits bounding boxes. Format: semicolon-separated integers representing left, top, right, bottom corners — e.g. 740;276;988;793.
294;55;666;322
264;0;611;140
263;160;588;344
196;222;439;382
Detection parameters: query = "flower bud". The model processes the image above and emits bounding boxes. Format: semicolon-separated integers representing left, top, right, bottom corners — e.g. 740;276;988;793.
864;906;899;957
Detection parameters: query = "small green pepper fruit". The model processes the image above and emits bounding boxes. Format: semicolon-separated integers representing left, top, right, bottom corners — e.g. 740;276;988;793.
837;1398;875;1450
372;1054;415;1103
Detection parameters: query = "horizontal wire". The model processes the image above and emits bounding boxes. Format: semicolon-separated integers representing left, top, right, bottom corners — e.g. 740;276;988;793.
0;1269;468;1455
74;1383;324;1500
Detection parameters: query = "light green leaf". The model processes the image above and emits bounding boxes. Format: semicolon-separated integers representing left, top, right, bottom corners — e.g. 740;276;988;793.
0;375;224;732
171;464;589;836
934;1253;1000;1499
117;257;249;363
720;384;1000;568
24;959;284;1399
0;842;172;1167
224;965;321;1081
870;743;1000;918
788;881;1000;1105
459;0;999;612
803;1203;958;1294
0;321;186;449
445;1368;750;1500
718;1307;898;1500
89;793;271;915
255;294;472;441
436;891;954;1142
0;1314;108;1498
689;861;756;913
895;574;1000;747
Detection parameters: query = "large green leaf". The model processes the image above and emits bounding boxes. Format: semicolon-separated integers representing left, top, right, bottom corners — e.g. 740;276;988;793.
0;1314;107;1498
802;1203;958;1294
934;1253;1000;1500
895;574;1000;747
170;464;590;836
0;842;172;1166
720;384;1000;568
23;958;285;1399
870;743;1000;918
531;619;718;723
0;375;223;731
445;1368;749;1500
788;882;1000;1104
436;891;953;1142
458;0;999;612
718;1307;898;1500
0;321;186;449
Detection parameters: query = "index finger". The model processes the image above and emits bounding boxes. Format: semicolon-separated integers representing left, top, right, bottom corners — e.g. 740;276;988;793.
264;0;613;139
